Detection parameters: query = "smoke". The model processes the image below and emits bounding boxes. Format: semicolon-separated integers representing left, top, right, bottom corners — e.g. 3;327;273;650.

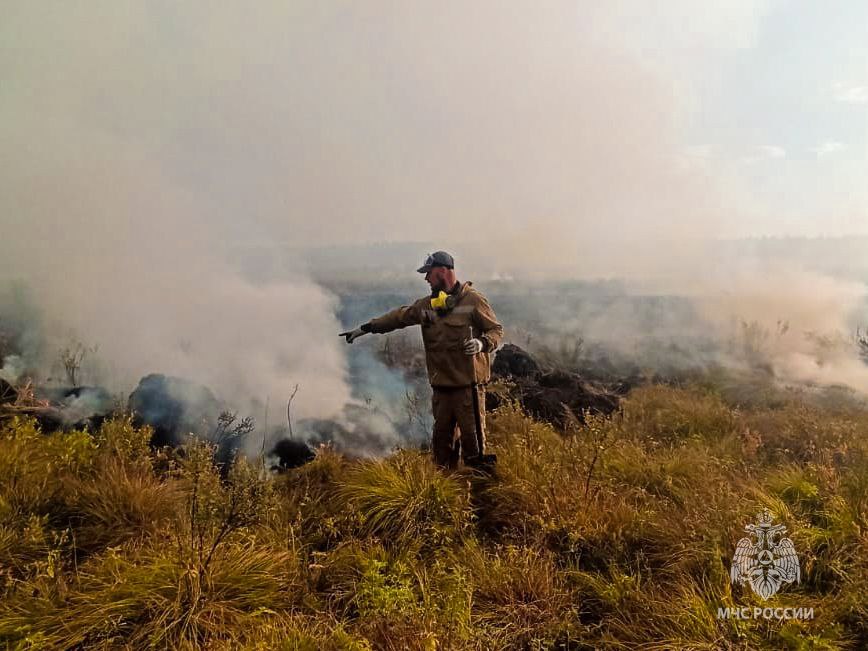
0;73;351;431
694;266;868;392
0;141;351;421
49;387;117;429
486;261;868;396
0;3;780;260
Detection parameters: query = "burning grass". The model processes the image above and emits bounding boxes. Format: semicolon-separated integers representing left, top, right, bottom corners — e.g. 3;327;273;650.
2;381;868;649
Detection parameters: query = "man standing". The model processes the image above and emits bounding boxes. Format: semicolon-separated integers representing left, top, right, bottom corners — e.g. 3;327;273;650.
340;251;504;468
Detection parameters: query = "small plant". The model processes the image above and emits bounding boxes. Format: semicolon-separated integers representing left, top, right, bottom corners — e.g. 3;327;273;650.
58;340;98;387
534;334;585;373
214;410;255;446
403;388;430;441
563;407;615;500
286;383;299;438
175;439;274;577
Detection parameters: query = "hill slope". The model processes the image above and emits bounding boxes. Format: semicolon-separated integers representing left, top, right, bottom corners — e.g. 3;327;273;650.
1;381;867;649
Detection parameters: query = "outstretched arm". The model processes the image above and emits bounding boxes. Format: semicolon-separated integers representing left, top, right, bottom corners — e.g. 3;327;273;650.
366;299;426;333
340;298;426;343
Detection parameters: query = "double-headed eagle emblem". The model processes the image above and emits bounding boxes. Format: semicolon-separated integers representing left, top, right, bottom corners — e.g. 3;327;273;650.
730;509;800;600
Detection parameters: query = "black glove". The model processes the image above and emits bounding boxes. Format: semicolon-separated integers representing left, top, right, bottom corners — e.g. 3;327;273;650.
339;327;367;344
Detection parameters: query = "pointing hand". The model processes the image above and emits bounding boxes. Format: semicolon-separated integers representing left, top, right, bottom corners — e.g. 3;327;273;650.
339;328;367;344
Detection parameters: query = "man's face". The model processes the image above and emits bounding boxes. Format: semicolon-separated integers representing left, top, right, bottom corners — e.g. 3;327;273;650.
425;266;448;293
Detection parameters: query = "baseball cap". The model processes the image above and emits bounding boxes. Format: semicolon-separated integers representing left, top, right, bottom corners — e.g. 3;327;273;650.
417;250;455;273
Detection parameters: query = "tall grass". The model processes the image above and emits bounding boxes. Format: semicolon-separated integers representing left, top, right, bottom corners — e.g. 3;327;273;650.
2;379;868;649
336;450;472;553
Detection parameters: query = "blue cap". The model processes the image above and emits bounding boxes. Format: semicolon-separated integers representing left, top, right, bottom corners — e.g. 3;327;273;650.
417;251;455;273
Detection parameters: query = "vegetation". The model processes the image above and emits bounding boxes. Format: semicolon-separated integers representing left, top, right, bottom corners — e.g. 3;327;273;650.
2;379;868;649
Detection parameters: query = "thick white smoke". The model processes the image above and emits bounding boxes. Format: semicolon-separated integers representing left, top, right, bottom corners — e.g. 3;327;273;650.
0;107;351;422
695;266;868;393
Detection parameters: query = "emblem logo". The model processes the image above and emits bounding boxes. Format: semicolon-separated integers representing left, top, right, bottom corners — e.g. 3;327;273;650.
730;509;800;600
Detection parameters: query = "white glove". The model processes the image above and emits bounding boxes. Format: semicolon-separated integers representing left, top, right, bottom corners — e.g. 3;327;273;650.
339;327;367;344
463;338;484;355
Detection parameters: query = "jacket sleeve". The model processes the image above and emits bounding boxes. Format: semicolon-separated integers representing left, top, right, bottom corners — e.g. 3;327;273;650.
473;294;504;353
365;298;426;334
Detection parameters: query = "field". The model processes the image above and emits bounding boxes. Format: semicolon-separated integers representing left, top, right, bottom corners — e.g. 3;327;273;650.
2;376;868;650
5;1;868;647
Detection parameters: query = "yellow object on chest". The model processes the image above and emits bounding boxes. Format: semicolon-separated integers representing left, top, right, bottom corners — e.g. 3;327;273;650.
430;291;450;310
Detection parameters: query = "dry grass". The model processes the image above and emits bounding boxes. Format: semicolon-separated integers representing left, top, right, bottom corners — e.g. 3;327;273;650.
2;379;868;649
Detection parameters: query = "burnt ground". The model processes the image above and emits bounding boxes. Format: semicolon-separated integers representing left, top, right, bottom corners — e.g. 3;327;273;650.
488;343;626;429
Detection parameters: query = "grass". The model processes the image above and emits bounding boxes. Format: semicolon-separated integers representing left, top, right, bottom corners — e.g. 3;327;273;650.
2;377;868;649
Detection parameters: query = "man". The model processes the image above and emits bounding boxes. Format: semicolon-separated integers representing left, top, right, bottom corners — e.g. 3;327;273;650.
340;251;504;469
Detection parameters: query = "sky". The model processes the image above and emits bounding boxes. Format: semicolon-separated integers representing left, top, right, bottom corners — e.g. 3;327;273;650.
678;0;868;235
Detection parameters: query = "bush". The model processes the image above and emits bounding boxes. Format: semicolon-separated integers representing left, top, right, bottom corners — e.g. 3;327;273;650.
336;450;472;553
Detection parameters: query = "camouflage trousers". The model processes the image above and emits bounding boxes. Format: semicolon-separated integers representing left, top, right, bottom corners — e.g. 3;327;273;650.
431;385;486;469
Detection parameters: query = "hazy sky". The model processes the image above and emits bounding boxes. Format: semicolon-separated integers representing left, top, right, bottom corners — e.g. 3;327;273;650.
678;0;868;235
3;0;866;260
